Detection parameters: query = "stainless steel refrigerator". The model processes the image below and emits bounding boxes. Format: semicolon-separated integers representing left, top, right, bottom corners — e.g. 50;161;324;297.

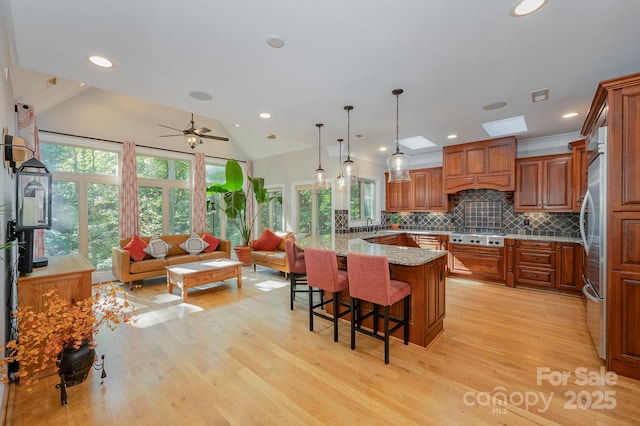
580;127;607;360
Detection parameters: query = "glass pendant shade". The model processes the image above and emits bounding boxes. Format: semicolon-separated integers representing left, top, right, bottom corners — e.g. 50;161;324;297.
387;151;411;182
313;123;328;188
185;134;200;149
342;105;357;183
335;138;346;191
387;88;410;182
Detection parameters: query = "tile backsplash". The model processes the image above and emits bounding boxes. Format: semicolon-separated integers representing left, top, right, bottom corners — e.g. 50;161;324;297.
338;189;581;237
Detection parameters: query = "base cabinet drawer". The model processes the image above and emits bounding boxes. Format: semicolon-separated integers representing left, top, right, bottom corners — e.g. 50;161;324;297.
450;252;504;281
515;266;555;287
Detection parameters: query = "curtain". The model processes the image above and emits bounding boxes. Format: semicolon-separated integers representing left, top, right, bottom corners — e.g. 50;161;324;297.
191;152;207;233
16;103;45;258
245;161;253;236
119;140;140;239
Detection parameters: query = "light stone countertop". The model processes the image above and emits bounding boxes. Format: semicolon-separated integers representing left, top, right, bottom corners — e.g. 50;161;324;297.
296;233;448;267
349;229;582;245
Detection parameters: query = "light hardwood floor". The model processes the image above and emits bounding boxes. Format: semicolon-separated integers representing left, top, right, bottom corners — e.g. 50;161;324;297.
4;268;639;425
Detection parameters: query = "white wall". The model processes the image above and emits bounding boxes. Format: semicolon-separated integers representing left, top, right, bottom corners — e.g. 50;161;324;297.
36;88;249;161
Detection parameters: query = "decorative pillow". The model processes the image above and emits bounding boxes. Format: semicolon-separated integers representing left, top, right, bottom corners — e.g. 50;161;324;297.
179;233;209;255
143;236;171;259
123;234;148;262
251;228;283;251
201;233;220;252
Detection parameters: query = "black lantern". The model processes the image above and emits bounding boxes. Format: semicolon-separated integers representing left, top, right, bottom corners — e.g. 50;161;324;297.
16;157;52;231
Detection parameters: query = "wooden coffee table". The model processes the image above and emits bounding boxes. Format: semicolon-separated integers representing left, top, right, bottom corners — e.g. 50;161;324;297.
166;259;243;301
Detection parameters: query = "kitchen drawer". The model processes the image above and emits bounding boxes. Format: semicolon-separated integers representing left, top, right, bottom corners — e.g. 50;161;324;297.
515;240;556;250
449;251;504;281
515;266;555;287
448;244;502;257
515;248;556;268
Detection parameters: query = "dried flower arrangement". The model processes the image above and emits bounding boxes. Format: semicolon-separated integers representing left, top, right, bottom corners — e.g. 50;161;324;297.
0;283;134;388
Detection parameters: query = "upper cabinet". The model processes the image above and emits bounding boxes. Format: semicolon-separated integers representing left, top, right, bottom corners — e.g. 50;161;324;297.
442;136;517;193
569;139;588;211
514;153;573;212
385;167;449;212
410;168;449;212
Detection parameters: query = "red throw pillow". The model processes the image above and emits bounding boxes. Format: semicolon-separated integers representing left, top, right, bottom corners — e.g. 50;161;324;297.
201;233;221;252
123;234;148;261
251;228;283;251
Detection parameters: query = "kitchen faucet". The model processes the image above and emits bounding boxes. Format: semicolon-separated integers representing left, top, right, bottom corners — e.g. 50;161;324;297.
366;217;373;233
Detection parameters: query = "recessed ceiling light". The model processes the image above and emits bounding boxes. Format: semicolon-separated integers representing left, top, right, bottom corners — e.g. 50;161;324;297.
267;36;285;48
188;90;213;101
511;0;546;17
483;101;507;111
259;113;271;119
481;115;528;137
398;136;437;150
562;112;579;119
379;147;388;152
235;124;240;127
88;55;113;68
447;134;458;139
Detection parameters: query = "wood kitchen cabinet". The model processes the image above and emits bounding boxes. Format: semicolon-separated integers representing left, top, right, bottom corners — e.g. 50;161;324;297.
385;172;410;211
514;153;573;212
408;234;448;251
569;139;588;212
410;168;450;212
385;168;449;212
448;244;505;282
507;240;583;291
442;136;516;193
582;72;640;379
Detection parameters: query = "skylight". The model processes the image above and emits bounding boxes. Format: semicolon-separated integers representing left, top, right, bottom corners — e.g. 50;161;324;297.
398;136;437;150
481;115;528;137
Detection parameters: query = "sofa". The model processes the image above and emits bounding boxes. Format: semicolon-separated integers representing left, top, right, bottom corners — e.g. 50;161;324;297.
112;234;231;288
249;230;292;274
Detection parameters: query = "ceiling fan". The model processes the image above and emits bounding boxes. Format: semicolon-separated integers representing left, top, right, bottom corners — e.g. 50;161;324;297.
159;113;229;149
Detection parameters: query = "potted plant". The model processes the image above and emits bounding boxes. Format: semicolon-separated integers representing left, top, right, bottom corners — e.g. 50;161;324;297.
206;159;281;265
0;283;133;403
389;213;401;230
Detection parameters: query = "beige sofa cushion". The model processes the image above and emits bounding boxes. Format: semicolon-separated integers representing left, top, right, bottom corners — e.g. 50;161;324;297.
130;258;168;274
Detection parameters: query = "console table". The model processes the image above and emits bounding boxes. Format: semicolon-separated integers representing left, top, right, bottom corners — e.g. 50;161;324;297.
18;254;95;311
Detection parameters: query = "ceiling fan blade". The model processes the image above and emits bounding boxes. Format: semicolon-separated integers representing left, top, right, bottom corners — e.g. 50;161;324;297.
159;134;183;137
158;124;184;132
194;127;211;135
200;134;229;142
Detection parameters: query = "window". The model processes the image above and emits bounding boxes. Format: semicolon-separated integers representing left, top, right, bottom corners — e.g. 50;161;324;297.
137;154;191;235
296;184;332;235
350;178;377;222
260;187;284;231
41;142;119;269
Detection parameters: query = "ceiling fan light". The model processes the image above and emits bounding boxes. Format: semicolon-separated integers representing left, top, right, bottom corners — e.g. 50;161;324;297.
185;134;200;149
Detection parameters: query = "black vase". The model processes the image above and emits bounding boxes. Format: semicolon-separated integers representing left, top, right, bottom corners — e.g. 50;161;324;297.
56;341;95;405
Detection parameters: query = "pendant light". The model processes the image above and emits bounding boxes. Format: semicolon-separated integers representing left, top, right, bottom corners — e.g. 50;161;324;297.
336;138;346;191
313;123;328;188
342;105;358;182
387;89;411;182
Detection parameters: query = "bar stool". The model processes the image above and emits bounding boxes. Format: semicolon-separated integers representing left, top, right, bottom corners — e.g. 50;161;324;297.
304;248;351;342
346;252;411;364
285;234;308;310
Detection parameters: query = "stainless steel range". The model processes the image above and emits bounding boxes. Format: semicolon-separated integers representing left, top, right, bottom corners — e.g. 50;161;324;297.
449;232;505;247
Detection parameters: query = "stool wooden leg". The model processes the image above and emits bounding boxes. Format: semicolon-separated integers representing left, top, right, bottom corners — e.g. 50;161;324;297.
309;283;314;331
350;297;357;350
332;293;339;342
384;306;390;364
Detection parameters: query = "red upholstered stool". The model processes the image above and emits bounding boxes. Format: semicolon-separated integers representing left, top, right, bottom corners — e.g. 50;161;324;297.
346;252;411;364
304;248;351;342
285;234;310;310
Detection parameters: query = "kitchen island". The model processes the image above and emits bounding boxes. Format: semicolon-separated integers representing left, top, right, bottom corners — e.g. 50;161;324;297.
297;233;448;348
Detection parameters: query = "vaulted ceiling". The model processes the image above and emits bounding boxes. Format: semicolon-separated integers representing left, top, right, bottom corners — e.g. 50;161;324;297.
5;0;640;163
